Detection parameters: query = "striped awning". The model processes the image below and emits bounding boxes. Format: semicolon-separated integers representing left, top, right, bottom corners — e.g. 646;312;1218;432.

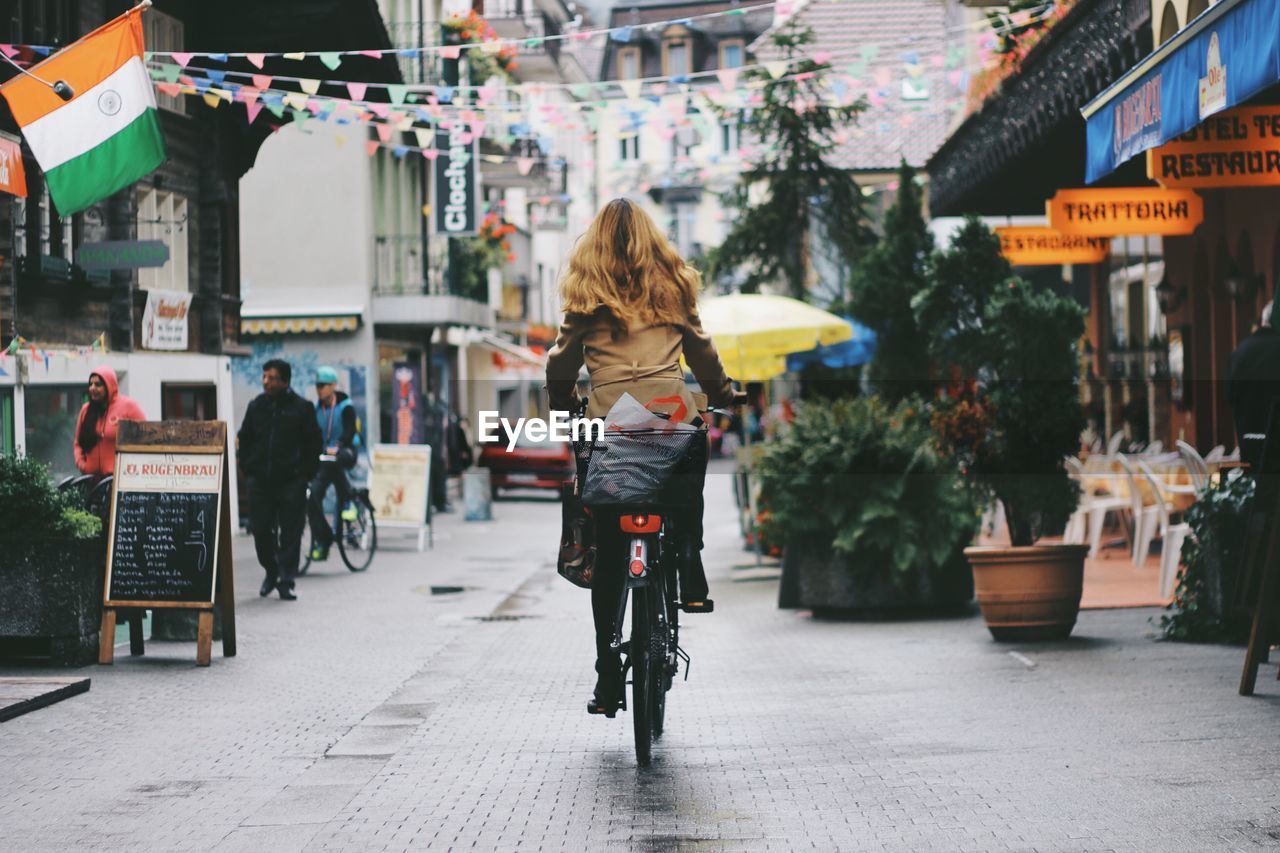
241;314;361;335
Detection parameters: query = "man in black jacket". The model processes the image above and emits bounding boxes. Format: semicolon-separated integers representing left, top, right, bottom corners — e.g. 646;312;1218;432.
237;359;322;600
1227;302;1280;470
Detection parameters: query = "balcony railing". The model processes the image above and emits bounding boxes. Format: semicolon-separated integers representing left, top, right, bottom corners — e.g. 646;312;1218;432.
373;234;426;296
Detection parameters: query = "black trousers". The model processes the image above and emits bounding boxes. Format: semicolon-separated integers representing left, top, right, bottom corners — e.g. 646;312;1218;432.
250;477;307;589
307;462;352;548
590;495;707;675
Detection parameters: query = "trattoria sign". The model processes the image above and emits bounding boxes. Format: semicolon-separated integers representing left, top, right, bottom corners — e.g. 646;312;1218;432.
996;227;1110;266
1046;188;1203;237
1148;106;1280;188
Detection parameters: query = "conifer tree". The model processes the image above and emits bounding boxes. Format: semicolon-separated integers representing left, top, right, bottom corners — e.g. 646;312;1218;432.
707;25;872;300
845;160;934;402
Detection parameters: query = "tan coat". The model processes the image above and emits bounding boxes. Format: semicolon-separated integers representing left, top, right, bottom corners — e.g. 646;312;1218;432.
545;308;735;423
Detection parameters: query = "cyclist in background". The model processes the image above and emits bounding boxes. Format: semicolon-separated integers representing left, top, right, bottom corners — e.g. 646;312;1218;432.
545;198;741;716
307;366;359;562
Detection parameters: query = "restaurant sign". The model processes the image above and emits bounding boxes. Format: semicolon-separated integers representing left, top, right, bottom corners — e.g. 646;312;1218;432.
995;227;1111;266
1082;0;1280;183
1046;188;1203;237
1148;105;1280;187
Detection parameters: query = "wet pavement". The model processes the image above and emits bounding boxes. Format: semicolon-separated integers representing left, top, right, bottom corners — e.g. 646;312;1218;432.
3;461;1280;851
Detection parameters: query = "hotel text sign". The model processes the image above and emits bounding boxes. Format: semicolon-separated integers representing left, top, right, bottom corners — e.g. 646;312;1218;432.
1046;188;1203;237
1149;106;1280;188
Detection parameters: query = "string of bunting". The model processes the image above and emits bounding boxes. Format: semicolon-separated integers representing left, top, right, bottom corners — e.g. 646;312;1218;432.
2;333;108;372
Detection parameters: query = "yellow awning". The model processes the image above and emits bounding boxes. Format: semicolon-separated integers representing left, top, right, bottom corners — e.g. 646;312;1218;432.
241;315;361;335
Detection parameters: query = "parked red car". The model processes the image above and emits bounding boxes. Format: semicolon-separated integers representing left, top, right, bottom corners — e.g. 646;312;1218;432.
478;430;575;498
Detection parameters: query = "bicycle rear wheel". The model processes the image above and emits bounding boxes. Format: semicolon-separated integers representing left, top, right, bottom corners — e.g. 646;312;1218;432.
337;495;377;572
631;577;670;764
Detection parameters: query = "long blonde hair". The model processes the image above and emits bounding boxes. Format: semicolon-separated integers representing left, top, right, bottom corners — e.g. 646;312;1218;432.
559;198;701;328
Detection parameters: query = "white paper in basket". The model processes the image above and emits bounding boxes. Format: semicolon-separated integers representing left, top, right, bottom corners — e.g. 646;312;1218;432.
602;392;698;433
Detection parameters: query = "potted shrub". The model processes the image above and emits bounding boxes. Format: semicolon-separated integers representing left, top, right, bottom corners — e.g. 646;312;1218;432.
759;396;981;614
918;218;1087;640
0;455;104;665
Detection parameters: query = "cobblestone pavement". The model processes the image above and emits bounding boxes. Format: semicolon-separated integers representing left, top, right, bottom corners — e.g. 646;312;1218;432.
4;463;1280;852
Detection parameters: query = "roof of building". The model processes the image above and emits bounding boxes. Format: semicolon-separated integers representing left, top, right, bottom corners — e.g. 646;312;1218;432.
751;0;957;172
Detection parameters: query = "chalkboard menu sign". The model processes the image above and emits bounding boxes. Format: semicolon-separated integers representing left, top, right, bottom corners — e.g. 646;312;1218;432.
105;451;224;607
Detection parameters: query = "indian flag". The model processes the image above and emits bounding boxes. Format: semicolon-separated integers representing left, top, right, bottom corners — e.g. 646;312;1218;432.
1;7;164;215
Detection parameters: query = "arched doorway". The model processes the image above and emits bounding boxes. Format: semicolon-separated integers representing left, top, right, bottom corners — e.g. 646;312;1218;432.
1158;2;1180;45
1186;0;1210;22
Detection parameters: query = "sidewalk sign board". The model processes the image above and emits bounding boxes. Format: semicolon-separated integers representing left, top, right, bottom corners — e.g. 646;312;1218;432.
99;421;237;667
1239;402;1280;695
367;443;433;551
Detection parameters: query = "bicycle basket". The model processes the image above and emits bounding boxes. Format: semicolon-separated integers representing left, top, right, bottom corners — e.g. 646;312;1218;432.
576;427;707;507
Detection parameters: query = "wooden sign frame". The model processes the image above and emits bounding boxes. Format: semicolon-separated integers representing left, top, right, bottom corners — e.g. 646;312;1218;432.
98;421;237;667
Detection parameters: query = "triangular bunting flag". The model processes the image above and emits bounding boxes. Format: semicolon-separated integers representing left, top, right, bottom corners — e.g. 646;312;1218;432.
246;52;266;69
283;52;306;60
347;82;367;102
387;84;408;105
620;79;642;100
422;149;439;160
298;78;321;95
376;123;393;142
716;68;739;90
170;51;195;68
365;140;379;156
318;52;342;70
245;100;263;123
765;61;788;79
252;73;272;90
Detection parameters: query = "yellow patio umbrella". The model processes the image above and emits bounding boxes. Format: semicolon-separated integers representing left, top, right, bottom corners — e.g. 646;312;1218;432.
693;293;854;564
696;293;855;380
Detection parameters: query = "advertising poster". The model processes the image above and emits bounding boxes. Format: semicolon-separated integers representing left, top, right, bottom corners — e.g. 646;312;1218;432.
391;361;426;445
368;444;431;526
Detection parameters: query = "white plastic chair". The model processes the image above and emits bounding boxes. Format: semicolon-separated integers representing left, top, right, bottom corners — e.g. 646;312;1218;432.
1144;440;1163;454
1136;458;1194;570
1226;446;1241;461
1065;456;1129;557
1106;430;1126;456
1117;456;1166;567
1160;522;1192;598
1176;440;1210;492
1205;445;1226;463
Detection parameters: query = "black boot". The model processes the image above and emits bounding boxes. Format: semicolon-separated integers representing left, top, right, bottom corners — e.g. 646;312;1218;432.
588;653;623;717
679;549;714;614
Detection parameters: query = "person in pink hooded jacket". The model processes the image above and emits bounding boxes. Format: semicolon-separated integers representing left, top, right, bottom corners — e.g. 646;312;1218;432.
73;365;146;477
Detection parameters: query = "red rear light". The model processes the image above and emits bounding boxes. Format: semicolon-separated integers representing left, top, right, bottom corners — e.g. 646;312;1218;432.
629;559;645;576
619;513;662;533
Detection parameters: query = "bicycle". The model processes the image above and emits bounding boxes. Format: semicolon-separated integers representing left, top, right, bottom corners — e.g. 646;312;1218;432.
300;455;378;574
577;424;709;767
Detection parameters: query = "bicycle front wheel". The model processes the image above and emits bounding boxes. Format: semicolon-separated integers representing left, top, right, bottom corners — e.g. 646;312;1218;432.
337;496;377;572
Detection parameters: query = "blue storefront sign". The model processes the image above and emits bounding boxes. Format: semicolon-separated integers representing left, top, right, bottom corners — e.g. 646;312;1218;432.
1083;0;1280;184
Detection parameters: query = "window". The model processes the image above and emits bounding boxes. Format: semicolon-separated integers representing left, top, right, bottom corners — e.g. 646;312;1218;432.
16;179;74;271
137;187;190;292
719;40;744;69
617;47;641;80
24;385;84;480
721;116;741;153
664;41;690;77
619;134;639;161
668;202;696;257
162;384;217;420
0;388;13;456
144;9;186;115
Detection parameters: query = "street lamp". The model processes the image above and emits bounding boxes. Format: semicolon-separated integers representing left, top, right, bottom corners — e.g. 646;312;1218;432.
1154;273;1185;314
1222;258;1262;303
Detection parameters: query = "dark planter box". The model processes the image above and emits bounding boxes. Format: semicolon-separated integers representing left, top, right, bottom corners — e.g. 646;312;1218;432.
779;539;974;615
0;538;105;666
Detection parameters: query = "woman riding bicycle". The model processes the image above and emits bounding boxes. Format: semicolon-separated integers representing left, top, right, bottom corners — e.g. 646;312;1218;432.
545;198;741;716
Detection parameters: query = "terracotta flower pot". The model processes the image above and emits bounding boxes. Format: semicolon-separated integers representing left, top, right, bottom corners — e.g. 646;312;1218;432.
964;544;1088;641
